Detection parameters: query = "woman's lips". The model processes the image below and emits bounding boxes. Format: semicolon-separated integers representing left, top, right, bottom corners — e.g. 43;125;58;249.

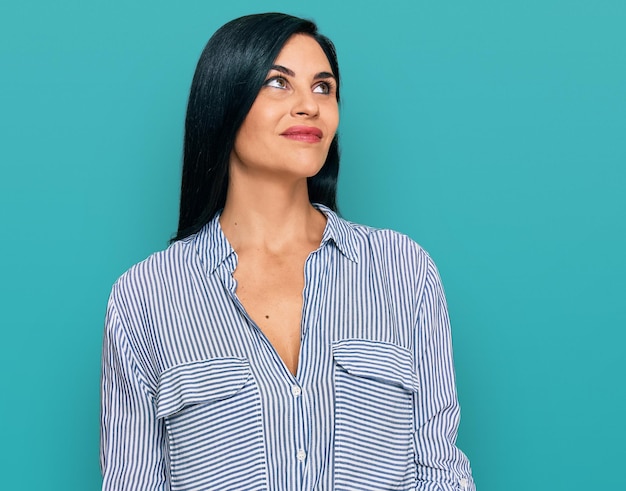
280;126;323;143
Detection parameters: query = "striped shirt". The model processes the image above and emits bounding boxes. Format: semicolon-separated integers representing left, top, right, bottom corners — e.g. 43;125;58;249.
100;205;475;490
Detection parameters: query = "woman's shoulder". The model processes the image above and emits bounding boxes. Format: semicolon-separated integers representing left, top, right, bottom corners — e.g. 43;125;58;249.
335;216;442;308
110;234;201;302
339;215;433;264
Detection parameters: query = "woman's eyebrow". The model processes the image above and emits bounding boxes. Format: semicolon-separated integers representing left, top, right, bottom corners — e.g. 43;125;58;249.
270;64;295;76
270;65;336;81
314;71;335;81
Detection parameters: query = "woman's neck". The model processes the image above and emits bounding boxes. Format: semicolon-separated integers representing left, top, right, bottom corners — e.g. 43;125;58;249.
219;176;326;254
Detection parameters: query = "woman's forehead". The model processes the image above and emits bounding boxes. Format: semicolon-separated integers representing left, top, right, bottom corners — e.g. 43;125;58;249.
272;35;333;75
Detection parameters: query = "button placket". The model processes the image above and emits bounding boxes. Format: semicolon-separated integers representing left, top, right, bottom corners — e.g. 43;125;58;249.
292;383;306;467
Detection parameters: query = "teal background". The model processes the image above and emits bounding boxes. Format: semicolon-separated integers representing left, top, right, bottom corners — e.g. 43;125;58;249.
1;0;624;489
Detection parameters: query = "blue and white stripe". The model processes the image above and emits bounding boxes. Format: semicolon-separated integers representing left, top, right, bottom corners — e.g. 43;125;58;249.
101;205;475;490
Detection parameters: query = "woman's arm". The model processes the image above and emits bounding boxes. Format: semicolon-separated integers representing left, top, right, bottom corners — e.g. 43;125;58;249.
413;258;475;491
101;299;169;490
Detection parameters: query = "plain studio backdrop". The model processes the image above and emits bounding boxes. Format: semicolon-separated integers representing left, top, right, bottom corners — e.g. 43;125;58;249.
1;1;624;489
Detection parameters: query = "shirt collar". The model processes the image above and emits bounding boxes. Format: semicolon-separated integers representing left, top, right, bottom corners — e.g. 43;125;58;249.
314;204;359;263
188;210;233;274
193;203;359;274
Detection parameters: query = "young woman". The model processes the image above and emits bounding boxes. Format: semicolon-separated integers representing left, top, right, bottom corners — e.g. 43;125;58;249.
101;13;475;491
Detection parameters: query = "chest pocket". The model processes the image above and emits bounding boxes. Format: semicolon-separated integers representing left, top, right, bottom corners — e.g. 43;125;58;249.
156;358;266;491
332;339;419;491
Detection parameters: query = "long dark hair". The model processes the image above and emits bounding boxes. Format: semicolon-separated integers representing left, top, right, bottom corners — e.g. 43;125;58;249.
172;13;341;242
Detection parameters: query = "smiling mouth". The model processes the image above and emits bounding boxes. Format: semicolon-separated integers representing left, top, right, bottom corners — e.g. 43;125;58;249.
280;126;323;143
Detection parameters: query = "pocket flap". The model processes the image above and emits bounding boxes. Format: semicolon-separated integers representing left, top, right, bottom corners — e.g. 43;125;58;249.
332;339;419;392
156;358;250;419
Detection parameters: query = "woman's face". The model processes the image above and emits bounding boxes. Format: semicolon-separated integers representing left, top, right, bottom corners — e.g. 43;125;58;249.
230;34;339;182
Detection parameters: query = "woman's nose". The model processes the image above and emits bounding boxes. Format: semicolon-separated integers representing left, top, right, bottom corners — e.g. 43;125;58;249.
291;89;319;118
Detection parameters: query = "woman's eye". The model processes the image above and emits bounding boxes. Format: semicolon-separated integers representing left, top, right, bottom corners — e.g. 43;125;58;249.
313;82;331;95
265;76;288;89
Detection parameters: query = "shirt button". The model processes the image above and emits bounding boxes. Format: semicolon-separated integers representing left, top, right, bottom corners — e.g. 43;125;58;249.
460;478;468;490
297;449;306;462
291;385;302;397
